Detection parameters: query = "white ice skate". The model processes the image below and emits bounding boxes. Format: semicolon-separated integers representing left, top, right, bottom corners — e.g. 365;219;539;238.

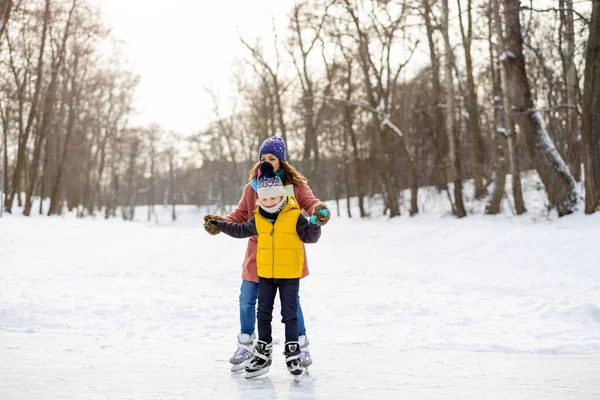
229;332;256;372
298;335;312;369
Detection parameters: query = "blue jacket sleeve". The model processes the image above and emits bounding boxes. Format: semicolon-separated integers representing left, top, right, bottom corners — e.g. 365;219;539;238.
296;214;321;244
217;216;258;238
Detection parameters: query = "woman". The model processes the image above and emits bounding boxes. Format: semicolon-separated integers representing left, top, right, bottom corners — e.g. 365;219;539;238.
204;136;330;371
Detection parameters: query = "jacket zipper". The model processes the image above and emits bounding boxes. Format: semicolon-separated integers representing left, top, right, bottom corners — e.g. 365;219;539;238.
270;223;275;278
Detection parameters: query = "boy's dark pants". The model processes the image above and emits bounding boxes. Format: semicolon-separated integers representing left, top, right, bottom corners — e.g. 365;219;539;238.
257;277;299;344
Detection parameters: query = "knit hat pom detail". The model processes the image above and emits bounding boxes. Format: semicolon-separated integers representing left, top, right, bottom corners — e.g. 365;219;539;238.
260;160;276;177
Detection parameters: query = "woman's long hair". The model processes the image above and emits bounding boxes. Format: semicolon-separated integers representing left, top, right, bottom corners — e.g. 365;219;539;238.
248;160;307;186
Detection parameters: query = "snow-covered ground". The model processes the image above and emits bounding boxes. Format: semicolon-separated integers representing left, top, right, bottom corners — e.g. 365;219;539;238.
1;177;600;399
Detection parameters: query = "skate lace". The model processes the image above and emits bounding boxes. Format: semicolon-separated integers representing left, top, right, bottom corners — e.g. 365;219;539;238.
299;350;310;359
234;347;252;358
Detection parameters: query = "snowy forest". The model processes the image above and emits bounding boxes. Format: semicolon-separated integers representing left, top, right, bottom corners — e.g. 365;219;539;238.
1;0;600;219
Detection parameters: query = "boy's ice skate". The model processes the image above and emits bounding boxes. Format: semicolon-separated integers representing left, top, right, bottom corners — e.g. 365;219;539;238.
245;340;272;379
229;332;255;372
284;341;303;379
298;335;312;368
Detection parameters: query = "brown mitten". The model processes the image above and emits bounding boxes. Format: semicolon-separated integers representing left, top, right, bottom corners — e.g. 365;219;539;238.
313;202;330;227
203;214;226;235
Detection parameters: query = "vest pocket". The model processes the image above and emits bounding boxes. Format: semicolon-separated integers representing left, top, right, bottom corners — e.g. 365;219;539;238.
275;249;295;266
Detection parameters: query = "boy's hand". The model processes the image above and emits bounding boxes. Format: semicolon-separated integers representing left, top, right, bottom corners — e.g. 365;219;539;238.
311;202;330;226
203;214;226;235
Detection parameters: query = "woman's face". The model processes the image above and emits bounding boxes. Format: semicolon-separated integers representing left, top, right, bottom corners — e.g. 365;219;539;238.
261;196;284;208
260;153;281;172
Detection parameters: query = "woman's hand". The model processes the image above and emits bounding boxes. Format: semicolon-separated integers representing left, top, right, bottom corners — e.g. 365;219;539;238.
311;202;330;226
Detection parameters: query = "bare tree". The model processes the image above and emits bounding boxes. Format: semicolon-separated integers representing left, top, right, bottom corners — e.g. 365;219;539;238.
240;32;289;144
502;0;577;216
560;0;582;181
340;54;366;217
6;0;51;213
486;1;507;215
456;0;485;198
286;0;334;181
0;0;13;47
421;0;448;191
121;131;141;220
339;0;419;217
24;0;76;216
582;0;600;214
441;0;466;217
488;0;525;215
48;38;90;215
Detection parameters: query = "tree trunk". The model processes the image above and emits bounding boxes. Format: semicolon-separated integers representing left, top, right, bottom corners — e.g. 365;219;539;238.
340;112;353;218
457;0;486;198
0;0;13;48
48;51;82;216
486;3;507;214
442;0;466;217
147;150;156;222
24;0;74;216
0;104;8;216
343;0;400;217
0;104;10;215
169;153;176;221
503;0;577;216
423;0;447;191
96;125;111;212
582;0;600;214
6;0;51;213
561;0;582;181
492;0;526;215
343;66;366;218
105;138;123;219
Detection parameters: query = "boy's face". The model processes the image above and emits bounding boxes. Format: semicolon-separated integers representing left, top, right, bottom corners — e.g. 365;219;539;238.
261;196;284;208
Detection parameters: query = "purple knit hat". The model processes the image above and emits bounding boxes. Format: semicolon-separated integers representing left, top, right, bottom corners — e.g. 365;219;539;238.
258;136;286;162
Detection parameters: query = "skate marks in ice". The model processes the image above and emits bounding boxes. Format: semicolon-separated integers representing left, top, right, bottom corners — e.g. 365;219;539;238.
292;368;317;384
231;371;277;398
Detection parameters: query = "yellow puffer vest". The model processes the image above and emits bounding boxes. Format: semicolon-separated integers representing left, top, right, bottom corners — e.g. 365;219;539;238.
255;196;304;279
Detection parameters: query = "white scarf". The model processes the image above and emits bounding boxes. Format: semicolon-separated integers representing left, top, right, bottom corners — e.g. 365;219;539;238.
259;196;287;214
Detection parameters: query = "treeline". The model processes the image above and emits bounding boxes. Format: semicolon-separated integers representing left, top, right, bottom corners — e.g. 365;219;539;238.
1;0;599;220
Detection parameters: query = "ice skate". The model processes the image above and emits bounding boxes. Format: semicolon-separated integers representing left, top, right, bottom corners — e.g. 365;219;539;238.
284;341;303;380
229;332;255;372
298;334;312;369
245;340;272;379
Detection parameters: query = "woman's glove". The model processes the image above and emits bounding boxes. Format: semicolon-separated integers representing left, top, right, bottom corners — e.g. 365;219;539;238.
310;202;330;226
203;214;226;235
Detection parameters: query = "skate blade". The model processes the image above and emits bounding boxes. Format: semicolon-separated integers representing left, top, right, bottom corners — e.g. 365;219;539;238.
231;361;247;373
245;367;270;379
291;368;315;383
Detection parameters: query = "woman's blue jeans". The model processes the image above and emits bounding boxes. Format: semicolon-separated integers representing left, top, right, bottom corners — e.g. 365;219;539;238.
239;279;306;336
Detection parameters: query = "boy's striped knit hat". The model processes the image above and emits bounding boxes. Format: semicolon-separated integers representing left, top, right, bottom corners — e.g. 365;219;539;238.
257;161;287;199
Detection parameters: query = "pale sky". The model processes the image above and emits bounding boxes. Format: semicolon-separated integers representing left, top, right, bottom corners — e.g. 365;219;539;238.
95;0;293;136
